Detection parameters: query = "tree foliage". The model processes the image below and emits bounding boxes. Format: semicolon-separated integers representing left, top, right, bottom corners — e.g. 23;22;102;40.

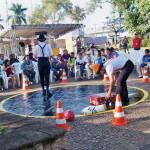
69;6;86;24
41;0;73;24
7;3;28;25
28;6;49;24
103;11;124;45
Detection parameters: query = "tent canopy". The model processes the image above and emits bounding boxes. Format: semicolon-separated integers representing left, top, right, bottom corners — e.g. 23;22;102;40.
0;24;84;39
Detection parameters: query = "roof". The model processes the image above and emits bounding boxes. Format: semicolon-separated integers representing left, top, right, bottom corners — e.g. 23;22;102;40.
0;24;84;39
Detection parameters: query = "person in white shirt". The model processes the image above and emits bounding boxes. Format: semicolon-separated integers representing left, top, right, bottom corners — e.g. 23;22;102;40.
76;53;87;80
34;34;53;97
94;56;134;105
90;46;98;57
86;51;94;75
0;54;5;65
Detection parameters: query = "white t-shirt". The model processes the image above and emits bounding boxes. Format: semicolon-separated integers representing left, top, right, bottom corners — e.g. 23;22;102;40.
105;56;128;76
76;57;88;64
34;42;53;58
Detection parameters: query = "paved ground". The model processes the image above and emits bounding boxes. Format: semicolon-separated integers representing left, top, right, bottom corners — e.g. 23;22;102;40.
1;71;150;150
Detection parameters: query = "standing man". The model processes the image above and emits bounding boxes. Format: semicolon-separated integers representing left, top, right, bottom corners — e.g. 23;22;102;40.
34;34;53;97
133;34;142;50
94;56;134;105
122;36;129;53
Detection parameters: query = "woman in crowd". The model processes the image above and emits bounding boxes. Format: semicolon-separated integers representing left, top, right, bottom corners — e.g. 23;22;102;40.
62;50;71;63
106;47;119;60
21;55;36;85
0;65;4;90
57;54;68;76
86;51;94;75
10;54;19;65
4;60;20;88
68;52;76;77
76;53;87;81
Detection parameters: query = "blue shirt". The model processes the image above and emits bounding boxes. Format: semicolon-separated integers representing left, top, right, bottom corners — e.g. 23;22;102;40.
62;54;71;61
21;60;34;71
142;55;150;62
96;58;103;64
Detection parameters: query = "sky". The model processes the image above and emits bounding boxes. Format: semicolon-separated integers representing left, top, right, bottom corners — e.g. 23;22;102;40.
0;0;112;33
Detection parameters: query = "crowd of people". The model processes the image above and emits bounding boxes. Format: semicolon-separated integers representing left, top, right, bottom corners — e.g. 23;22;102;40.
0;33;147;95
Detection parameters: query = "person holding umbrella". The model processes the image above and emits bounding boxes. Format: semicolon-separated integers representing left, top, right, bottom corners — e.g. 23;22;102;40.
34;34;53;97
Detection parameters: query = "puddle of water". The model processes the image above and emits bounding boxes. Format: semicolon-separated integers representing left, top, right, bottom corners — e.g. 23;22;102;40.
3;85;143;116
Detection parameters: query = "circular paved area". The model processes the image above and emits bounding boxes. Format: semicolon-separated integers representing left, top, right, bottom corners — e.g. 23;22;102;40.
1;71;150;150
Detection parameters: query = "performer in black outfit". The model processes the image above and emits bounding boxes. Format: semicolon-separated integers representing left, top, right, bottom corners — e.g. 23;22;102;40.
34;34;53;97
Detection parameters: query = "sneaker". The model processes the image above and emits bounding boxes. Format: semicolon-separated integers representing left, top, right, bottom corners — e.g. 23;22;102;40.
42;89;46;95
46;90;53;98
138;75;143;78
78;78;83;81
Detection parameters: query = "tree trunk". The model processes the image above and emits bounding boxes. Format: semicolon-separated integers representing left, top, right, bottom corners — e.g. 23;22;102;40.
114;32;118;46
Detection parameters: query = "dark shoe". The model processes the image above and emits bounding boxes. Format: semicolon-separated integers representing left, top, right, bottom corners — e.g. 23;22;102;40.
46;90;53;98
122;101;129;106
55;78;58;82
78;78;83;81
42;89;46;95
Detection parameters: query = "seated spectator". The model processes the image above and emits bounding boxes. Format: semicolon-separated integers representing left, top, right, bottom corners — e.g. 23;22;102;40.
10;54;19;65
90;46;98;57
95;46;101;55
95;54;103;64
81;47;86;58
139;49;150;78
101;48;107;57
86;51;94;75
106;39;111;48
57;54;68;76
4;60;20;88
68;52;76;77
29;53;37;62
0;54;5;65
21;55;36;85
76;53;87;81
106;47;119;59
50;57;63;81
62;50;71;63
0;66;4;90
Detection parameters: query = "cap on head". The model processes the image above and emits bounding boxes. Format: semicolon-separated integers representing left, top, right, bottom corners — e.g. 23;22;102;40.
37;35;46;42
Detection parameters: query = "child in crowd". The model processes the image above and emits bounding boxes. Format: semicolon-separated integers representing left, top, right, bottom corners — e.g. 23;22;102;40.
95;54;103;64
10;54;19;65
76;53;87;81
86;51;94;75
57;54;68;76
50;57;63;81
68;52;76;77
0;65;4;90
139;49;150;78
101;48;107;57
4;60;20;88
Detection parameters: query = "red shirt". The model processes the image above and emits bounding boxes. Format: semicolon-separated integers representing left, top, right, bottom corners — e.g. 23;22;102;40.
133;38;142;48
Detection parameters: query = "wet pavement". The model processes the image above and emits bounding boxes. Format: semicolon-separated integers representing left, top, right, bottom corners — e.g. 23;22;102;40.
2;85;142;117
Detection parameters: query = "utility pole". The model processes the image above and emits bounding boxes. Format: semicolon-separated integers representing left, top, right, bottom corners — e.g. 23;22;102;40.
93;24;97;37
31;0;33;14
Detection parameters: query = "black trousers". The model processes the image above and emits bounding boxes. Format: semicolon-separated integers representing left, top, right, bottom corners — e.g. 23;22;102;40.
116;60;134;103
38;57;50;87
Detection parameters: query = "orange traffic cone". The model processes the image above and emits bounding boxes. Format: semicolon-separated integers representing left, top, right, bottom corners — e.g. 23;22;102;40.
22;75;29;90
56;100;71;131
142;66;149;83
61;69;68;83
103;72;109;81
111;94;128;126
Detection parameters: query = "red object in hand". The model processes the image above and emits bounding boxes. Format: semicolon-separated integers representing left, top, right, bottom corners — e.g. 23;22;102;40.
64;110;75;121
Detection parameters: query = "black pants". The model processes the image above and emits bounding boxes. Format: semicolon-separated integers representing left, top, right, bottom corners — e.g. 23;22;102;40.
38;57;50;87
116;60;134;103
134;48;140;50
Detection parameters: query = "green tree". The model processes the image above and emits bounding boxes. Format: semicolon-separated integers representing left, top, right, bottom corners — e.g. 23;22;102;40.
103;13;124;45
41;0;73;24
7;3;27;25
28;6;49;24
0;15;4;30
69;6;86;24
